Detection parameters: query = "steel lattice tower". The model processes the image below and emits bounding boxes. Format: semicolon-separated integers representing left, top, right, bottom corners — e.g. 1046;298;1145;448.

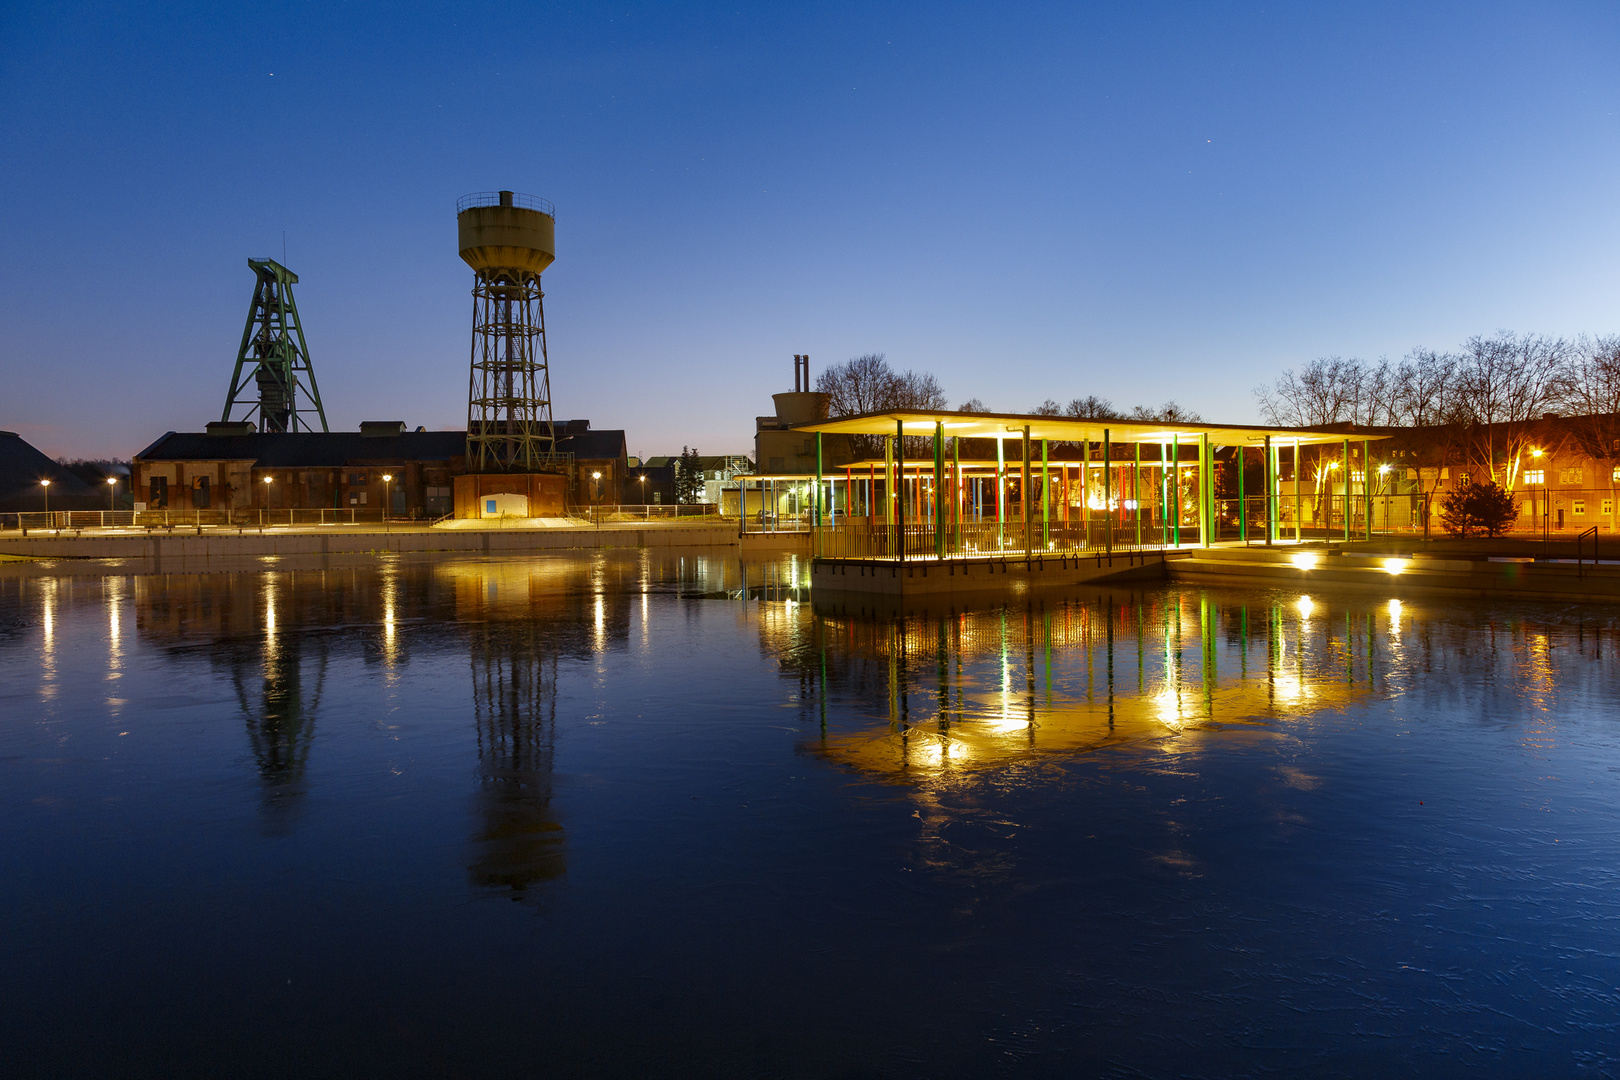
222;258;329;433
458;191;558;472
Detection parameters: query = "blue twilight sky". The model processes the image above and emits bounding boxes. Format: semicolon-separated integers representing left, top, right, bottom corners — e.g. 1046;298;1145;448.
3;2;1620;460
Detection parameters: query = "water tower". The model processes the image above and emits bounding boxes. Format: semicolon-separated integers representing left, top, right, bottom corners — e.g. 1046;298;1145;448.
457;191;557;472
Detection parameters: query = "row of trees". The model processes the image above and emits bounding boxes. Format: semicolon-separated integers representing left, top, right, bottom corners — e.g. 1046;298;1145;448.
1254;332;1620;492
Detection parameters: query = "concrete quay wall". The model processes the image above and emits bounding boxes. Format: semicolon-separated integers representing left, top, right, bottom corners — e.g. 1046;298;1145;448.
1167;545;1620;603
811;551;1168;601
0;523;742;562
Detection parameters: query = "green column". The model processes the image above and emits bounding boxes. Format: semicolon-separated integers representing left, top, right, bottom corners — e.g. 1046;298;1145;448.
1342;436;1351;543
1103;429;1112;556
1041;439;1050;550
896;419;906;561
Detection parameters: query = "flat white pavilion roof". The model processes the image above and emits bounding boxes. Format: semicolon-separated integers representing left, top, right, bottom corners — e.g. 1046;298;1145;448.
789;408;1382;447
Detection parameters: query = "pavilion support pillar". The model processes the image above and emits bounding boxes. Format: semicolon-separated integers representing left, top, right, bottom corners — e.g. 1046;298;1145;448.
1103;429;1113;557
1200;432;1212;549
1022;426;1032;564
953;436;962;549
1294;439;1302;543
1342;436;1351;543
896;420;906;561
1363;436;1373;540
1040;439;1050;550
934;422;944;559
996;436;1005;550
814;432;824;557
1172;435;1181;547
1263;435;1274;546
1238;443;1247;543
1134;440;1142;547
1082;441;1091;549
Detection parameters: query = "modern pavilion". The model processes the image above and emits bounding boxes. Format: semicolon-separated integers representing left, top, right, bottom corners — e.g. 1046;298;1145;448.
738;408;1388;561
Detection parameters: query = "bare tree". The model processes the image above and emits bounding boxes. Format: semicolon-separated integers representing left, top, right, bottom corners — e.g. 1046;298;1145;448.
957;398;988;413
1065;395;1122;419
1559;334;1620;522
1130;400;1204;423
816;353;895;418
1388;348;1465;522
1032;399;1062;416
1254;356;1363;427
815;352;948;458
1454;331;1569;488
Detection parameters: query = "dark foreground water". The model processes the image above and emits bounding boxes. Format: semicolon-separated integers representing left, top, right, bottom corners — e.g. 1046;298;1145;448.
2;551;1618;1078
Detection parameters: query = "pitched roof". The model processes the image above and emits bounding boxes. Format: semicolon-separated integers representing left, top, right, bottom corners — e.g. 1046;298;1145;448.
133;430;469;466
0;431;98;510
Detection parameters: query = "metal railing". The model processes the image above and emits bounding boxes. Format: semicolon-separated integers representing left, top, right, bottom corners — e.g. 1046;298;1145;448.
812;519;1169;561
584;503;721;524
457;191;555;216
1;508;391;532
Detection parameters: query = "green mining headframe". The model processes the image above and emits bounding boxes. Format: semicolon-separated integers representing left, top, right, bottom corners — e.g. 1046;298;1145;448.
222;258;329;433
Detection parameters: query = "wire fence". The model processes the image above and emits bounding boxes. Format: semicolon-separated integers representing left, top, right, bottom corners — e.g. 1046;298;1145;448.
583;503;721;524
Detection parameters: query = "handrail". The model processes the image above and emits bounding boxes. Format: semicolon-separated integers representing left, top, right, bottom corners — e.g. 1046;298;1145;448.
1577;525;1599;578
457;191;555;216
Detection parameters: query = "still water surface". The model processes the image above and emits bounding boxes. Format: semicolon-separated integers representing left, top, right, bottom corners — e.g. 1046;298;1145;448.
2;552;1618;1077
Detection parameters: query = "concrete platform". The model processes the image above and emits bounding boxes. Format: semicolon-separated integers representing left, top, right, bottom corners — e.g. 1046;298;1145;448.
1167;544;1620;603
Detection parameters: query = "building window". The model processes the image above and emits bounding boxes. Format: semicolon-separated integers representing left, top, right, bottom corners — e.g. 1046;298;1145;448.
1612;465;1620;482
349;472;367;486
1573;500;1586;516
149;476;168;508
1604;498;1615;517
1559;468;1583;484
1523;469;1545;485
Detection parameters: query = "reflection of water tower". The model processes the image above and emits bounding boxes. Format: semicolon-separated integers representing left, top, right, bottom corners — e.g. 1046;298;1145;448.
468;622;565;897
457;191;558;472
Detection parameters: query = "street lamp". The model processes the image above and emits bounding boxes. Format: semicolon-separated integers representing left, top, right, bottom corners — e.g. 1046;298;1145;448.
382;474;393;519
40;478;50;515
106;475;118;512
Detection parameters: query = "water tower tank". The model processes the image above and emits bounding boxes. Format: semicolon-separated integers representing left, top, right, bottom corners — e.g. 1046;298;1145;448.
457;190;555;275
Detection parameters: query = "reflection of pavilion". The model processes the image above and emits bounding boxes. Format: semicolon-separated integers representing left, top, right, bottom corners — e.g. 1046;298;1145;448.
799;588;1383;780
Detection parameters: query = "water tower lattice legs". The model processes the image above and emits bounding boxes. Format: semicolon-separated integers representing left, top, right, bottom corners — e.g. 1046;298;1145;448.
466;269;556;472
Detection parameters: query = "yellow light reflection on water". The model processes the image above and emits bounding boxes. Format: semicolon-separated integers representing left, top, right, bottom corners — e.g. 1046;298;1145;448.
1296;595;1314;618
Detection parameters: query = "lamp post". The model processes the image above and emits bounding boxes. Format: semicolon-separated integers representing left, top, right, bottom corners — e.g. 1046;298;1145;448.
106;475;118;514
40;478;50;518
382;474;393;520
1377;463;1390;536
1531;448;1545;541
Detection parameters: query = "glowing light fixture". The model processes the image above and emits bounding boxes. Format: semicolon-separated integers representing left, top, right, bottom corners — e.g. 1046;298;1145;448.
1291;552;1318;571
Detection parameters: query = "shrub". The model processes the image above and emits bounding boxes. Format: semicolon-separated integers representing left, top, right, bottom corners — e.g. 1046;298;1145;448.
1439;480;1518;538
